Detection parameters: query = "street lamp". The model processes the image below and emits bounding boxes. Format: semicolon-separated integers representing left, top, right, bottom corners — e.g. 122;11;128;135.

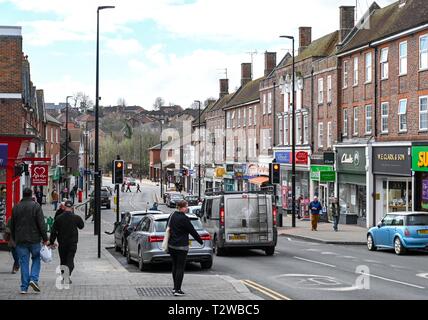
194;100;202;201
159;119;165;199
95;5;115;258
65;95;73;191
280;35;296;228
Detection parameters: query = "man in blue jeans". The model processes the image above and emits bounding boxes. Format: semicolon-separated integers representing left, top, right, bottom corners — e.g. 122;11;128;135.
10;188;49;294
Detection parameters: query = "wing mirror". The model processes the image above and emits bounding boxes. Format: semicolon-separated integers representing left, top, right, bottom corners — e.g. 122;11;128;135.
377;221;383;228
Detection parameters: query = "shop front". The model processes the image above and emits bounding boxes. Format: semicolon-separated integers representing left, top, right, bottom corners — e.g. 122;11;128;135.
224;164;235;192
412;144;428;212
310;164;336;221
373;145;412;224
336;147;368;226
234;164;246;192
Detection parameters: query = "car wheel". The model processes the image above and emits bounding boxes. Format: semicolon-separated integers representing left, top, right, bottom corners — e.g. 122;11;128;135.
367;234;377;251
214;235;226;257
265;246;275;256
121;239;127;256
138;248;150;271
394;237;406;255
200;259;213;270
126;247;133;264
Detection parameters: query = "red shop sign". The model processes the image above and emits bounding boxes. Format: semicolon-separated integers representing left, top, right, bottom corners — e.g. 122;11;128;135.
31;165;49;186
295;151;308;165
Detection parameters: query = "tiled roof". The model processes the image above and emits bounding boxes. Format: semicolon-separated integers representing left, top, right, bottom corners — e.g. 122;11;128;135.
210;93;234;112
339;0;428;53
225;77;264;109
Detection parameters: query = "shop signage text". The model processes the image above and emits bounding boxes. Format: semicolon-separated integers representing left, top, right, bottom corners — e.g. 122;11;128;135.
337;148;366;173
412;146;428;172
373;146;411;176
31;165;49;186
0;144;7;167
274;151;309;165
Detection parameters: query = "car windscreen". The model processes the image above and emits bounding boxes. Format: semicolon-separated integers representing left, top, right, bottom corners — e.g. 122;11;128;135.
171;195;184;200
154;218;203;232
407;215;428;226
130;215;145;226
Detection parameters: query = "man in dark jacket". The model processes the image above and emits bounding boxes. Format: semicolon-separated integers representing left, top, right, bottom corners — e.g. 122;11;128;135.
309;196;323;231
10;188;49;294
168;200;203;296
49;200;84;283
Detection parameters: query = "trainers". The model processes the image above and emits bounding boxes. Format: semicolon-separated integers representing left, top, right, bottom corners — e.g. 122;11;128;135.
20;290;27;294
29;281;40;292
174;290;185;296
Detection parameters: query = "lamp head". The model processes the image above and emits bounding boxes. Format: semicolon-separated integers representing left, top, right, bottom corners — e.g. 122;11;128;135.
98;6;115;11
280;35;294;40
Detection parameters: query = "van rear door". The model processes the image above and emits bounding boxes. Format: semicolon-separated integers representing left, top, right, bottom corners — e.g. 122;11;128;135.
224;193;273;244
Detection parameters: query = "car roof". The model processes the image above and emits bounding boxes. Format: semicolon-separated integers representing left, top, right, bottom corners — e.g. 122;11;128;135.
148;213;199;220
127;210;163;216
385;212;428;216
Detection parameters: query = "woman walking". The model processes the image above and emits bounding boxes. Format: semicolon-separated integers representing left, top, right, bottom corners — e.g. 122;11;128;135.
168;200;203;296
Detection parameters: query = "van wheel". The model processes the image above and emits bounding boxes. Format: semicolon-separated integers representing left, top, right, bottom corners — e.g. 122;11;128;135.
138;249;150;271
265;247;275;256
200;259;213;270
214;236;226;257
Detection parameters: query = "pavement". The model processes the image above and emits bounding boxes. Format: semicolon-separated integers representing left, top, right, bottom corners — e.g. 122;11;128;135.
0;205;260;300
277;215;368;245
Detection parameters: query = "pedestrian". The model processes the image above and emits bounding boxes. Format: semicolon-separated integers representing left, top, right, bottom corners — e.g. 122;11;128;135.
330;197;340;232
126;182;132;193
150;202;159;211
136;184;141;193
69;188;75;205
9;188;49;294
309;196;322;231
51;189;59;211
35;188;43;207
55;200;67;220
121;183;125;193
5;219;19;274
297;195;304;219
61;187;69;200
49;200;84;284
167;200;203;296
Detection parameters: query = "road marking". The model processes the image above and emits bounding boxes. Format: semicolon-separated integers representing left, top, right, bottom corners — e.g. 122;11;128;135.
364;260;382;264
359;272;425;289
293;256;336;268
320;252;337;255
341;256;357;259
417;273;428;280
241;280;292;300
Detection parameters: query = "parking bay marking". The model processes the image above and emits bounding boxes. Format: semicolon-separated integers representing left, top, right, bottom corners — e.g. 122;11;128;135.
293;256;337;268
359;272;425;290
241;280;292;300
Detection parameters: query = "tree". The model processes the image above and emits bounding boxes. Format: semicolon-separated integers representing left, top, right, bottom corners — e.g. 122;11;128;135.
153;97;164;111
204;97;216;108
117;97;127;107
73;92;94;113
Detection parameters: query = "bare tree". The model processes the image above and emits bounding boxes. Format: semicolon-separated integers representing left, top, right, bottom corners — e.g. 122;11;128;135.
73;92;94;113
117;97;127;107
153;97;164;111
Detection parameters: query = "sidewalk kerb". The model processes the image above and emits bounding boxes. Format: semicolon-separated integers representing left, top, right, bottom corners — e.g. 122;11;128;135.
217;275;262;300
101;247;128;272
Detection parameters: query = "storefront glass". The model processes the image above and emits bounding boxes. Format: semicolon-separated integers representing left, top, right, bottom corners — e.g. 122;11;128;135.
224;179;234;192
280;169;310;200
339;183;366;218
382;180;412;213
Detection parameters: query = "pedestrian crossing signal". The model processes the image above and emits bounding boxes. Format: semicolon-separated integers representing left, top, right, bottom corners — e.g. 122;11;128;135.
270;163;281;184
113;160;124;184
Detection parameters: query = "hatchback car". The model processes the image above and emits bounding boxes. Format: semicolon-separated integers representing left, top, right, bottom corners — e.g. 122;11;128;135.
367;212;428;255
167;193;184;208
114;210;163;256
91;189;111;209
187;206;202;217
126;213;213;271
184;195;200;206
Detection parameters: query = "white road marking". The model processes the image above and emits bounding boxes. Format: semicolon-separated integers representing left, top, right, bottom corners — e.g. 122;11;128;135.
321;252;337;255
364;260;382;264
341;256;357;259
416;273;428;279
359;272;425;289
293;256;336;268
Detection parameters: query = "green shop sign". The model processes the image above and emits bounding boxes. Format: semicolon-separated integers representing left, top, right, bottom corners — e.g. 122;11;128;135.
412;146;428;172
310;165;336;182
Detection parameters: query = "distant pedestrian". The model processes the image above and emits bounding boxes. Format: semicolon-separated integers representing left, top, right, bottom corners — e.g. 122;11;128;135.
69;188;76;205
35;188;43;207
330;197;340;232
297;195;304;219
121;183;125;193
61;187;69;199
10;188;49;294
51;189;59;211
309;196;322;231
136;184;141;193
49;201;84;284
167;200;203;296
126;183;132;193
54;200;67;220
5;219;19;274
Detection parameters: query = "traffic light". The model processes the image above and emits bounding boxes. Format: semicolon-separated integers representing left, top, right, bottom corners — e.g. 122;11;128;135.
113;160;124;184
270;163;281;184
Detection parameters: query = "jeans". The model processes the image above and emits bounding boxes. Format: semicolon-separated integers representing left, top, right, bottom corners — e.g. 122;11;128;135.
11;247;19;268
333;215;340;231
52;201;58;211
58;243;77;276
169;247;188;291
16;243;42;292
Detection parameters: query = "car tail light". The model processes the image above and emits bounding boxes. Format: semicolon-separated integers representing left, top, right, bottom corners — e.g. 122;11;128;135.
404;229;410;237
148;235;164;243
220;207;225;227
200;233;211;241
273;206;277;226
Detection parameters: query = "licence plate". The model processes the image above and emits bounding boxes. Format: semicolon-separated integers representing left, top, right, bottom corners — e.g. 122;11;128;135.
228;234;248;241
418;230;428;235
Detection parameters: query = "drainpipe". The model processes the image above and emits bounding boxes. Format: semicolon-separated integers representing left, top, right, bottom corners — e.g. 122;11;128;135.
372;44;378;227
310;68;315;153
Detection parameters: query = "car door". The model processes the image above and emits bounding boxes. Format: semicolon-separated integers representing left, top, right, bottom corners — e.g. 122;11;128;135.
114;214;127;245
390;215;405;246
139;218;152;260
376;215;394;247
128;219;144;258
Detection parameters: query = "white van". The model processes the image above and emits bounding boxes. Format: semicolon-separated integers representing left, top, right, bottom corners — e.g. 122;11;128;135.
200;191;277;256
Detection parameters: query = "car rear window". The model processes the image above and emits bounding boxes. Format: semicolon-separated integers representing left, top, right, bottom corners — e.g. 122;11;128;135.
131;215;145;226
154;218;203;232
407;215;428;226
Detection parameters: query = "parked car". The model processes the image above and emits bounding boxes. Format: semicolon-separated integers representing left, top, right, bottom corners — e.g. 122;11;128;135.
200;191;277;256
126;213;213;271
187;206;202;217
367;212;428;255
184;195;200;206
167;193;184;208
91;189;111;209
114;209;163;256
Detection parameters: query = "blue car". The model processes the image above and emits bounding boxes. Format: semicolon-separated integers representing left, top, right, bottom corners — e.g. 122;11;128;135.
367;212;428;255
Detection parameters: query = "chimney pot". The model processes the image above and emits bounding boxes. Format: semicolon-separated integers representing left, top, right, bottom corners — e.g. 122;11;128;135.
241;63;252;87
299;27;312;54
339;6;355;43
219;79;229;98
264;52;277;77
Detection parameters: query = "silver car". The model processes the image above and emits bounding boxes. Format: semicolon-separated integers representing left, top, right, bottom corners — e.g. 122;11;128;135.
126;213;213;271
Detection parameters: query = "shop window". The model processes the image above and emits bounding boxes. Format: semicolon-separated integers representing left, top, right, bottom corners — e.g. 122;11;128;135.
382;180;412;214
399;99;407;132
339;184;366;218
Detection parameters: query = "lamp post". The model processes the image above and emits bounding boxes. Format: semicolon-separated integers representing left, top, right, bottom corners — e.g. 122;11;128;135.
194;100;202;201
95;5;115;258
280;35;296;228
65;95;73;191
159;119;165;200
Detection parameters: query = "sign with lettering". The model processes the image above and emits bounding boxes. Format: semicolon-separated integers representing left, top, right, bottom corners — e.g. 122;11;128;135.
323;152;335;165
412;146;428;172
0;144;7;167
275;151;309;166
310;165;335;182
31;165;49;186
275;152;290;164
373;146;411;176
337;147;366;173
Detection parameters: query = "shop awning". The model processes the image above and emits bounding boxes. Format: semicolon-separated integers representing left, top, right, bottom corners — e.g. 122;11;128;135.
249;176;269;185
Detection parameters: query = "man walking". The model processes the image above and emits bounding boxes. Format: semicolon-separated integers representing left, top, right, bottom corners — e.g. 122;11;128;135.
136;183;141;193
330;197;340;232
126;182;132;193
10;188;49;294
309;196;322;231
49;200;84;284
51;189;59;211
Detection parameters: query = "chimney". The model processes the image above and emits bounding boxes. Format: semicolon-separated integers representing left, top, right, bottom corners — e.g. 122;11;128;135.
340;6;355;43
264;52;277;77
299;27;312;54
241;63;252;87
219;79;229;98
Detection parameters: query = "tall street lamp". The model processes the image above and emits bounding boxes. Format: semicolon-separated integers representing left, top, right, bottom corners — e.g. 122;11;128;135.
65;95;73;191
194;100;202;201
95;5;115;258
159;119;165;200
280;35;296;228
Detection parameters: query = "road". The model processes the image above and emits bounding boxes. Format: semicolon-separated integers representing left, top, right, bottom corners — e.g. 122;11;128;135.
99;178;428;300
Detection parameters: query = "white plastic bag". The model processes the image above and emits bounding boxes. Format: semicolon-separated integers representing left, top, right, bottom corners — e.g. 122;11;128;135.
40;245;52;263
161;227;170;253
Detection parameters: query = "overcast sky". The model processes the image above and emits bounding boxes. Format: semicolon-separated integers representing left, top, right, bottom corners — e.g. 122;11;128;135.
0;0;396;109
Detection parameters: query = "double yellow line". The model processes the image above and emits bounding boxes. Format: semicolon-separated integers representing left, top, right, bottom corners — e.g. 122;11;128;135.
241;280;292;300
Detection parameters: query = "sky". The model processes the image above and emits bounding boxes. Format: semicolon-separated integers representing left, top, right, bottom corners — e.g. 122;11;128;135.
0;0;396;110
